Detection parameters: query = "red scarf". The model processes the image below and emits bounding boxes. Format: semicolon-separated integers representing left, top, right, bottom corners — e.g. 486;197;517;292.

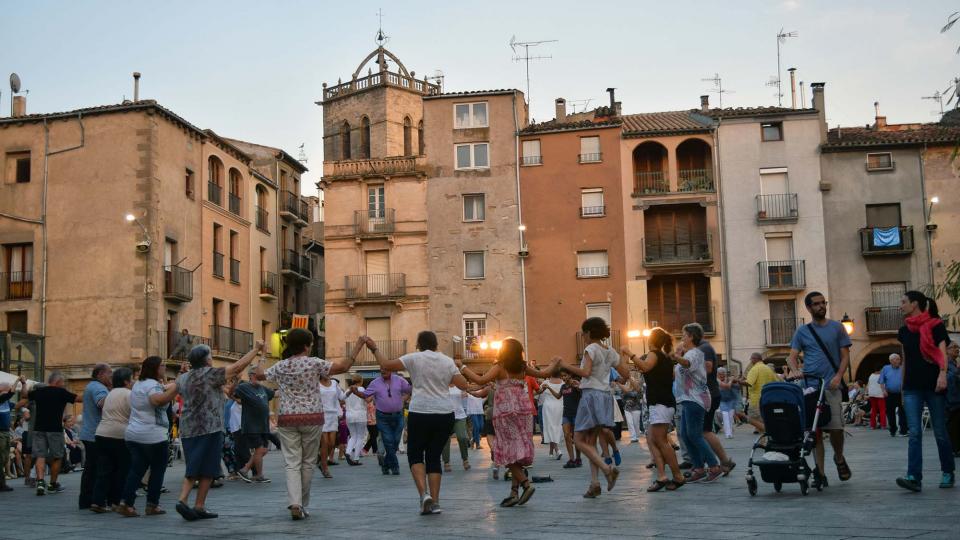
904;311;945;370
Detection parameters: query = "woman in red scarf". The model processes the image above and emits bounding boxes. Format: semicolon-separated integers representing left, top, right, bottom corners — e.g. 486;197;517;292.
895;291;954;491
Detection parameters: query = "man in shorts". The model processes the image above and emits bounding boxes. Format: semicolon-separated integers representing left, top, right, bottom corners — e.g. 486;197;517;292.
739;353;778;431
233;366;275;483
22;372;80;495
787;291;853;489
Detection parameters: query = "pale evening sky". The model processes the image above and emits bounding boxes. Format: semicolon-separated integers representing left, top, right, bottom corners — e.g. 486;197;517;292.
2;0;958;194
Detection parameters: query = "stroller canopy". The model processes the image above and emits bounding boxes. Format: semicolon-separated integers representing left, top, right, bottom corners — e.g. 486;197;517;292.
759;382;806;428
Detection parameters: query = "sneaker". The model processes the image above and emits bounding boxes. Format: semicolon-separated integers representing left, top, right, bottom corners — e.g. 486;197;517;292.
419;494;434;516
429;503;442;515
236;469;253;483
253;476;272;483
896;475;922;492
47;482;65;494
603;456;613;466
35;480;46;496
939;472;955;489
562;460;578;469
613;450;622;467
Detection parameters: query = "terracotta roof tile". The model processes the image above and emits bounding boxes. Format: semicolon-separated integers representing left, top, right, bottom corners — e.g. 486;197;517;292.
699;106;818;119
823;124;960;150
423;89;519;99
621;110;711;136
520;118;622;135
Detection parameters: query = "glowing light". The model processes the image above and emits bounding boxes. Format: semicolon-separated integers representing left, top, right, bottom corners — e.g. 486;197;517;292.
125;213;136;222
627;330;641;339
518;224;527;231
841;313;854;336
491;341;503;350
931;196;940;204
642;328;652;338
479;342;489;350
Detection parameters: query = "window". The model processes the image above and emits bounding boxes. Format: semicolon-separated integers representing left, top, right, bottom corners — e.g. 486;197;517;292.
464;251;485;279
585;303;612;326
767;299;798;344
463;193;485;222
647;275;712;334
228;168;242;215
463;314;487;346
229;303;239;329
455;143;489;170
576;251;609;278
2;243;33;300
6;151;31;183
580;188;605;217
418;121;425;155
761;122;783;141
229;231;239;284
255;186;268;232
185;168;195;199
212;224;224;278
521;140;542;166
341;121;351;160
866;152;894;171
865;203;901;228
360;117;371;159
579;136;601;163
454;102;488;129
367;185;385;220
207;156;223;205
5;311;28;333
403;116;412;156
871;282;907;307
211;298;222;328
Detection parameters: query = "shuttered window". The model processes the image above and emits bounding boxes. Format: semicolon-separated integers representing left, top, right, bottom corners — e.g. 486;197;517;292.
865;203;901;228
646;275;711;334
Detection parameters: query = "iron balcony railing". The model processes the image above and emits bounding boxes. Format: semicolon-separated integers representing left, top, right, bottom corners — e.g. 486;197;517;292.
157;331;210;360
580;205;606;218
865;307;902;334
634;171;669;195
255;205;269;232
280;190;306;222
677;169;714;192
260;271;278;297
228;193;241;215
212;252;224;278
207;181;222;206
346;339;407;366
644;307;716;337
579;152;602;163
209;325;254;356
1;271;33;301
453;337;500;362
282;249;311;279
300;254;312;279
758;260;806;291
575;330;622;360
576;266;609;278
859;226;914;255
163;265;193;303
354;208;396;236
299;198;311;222
764;318;804;346
756;193;799;221
344;273;406;301
521;155;543;166
0;331;45;381
229;258;240;284
643;234;712;266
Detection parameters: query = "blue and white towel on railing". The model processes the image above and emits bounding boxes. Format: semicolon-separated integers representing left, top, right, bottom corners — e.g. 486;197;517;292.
873;227;900;247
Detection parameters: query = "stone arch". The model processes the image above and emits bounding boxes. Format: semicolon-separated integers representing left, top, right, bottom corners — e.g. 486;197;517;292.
352;47;412;79
853;339;901;383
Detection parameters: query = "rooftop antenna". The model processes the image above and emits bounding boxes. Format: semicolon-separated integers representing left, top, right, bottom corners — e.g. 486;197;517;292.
297;143;308;164
701;73;734;108
568;98;592;114
509;35;557;112
765;75;781;100
922;90;946;117
425;69;445;92
774;28;798;106
375;8;389;47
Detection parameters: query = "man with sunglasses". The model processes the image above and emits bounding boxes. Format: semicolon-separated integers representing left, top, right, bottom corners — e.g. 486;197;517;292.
349;369;411;475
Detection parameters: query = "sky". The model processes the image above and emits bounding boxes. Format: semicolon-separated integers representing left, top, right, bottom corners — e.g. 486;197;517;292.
3;1;958;195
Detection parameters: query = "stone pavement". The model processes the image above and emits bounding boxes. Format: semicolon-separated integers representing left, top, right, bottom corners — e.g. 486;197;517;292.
3;423;958;540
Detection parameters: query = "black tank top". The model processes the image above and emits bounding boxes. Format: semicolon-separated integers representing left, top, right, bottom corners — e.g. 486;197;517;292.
644;350;676;408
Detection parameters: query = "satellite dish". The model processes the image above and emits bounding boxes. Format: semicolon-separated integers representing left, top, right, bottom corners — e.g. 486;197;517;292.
10;73;21;93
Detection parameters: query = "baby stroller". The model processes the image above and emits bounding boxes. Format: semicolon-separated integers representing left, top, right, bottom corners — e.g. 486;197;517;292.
745;380;826;496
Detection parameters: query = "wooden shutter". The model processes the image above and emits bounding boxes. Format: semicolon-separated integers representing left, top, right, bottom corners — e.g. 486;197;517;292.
865;204;901;228
648;275;710;333
365;318;391;341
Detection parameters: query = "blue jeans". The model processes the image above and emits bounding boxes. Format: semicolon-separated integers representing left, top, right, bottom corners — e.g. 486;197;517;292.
903;390;955;481
470;414;484;444
679;401;718;469
122;440;169;506
376;411;404;472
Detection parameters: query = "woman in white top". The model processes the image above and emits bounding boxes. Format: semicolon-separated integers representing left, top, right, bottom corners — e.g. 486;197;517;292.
91;368;134;513
538;374;565;460
344;374;368;465
866;369;887;430
441;385;470;471
318;374;345;478
364;331;471;516
121;356;178;516
556;317;630;497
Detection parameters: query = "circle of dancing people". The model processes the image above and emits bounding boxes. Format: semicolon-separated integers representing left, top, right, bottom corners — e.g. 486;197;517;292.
2;289;957;520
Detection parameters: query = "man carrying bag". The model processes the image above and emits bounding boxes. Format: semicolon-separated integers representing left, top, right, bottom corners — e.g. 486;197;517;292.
787;291;853;490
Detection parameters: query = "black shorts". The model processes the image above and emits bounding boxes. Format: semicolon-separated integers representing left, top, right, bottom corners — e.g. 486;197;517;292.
243;433;268;450
22;432;32;455
702;396;720;433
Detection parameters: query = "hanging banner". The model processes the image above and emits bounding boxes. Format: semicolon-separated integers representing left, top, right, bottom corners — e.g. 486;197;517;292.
291;315;309;329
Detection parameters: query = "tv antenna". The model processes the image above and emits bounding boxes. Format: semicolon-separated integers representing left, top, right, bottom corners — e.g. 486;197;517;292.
701;73;734;108
375;8;389;47
509;35;557;111
774;28;798;106
922;90;946;116
297;143;308;164
568;99;592;114
425;69;445;92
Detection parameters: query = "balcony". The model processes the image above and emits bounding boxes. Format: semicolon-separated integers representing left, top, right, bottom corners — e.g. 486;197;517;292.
576;266;609;278
634;171;669;195
163;265;193;303
0;331;44;381
865;307;902;335
229;258;240;284
209;325;254;356
860;226;914;256
677;169;714;193
281;249;311;280
354;208;396;237
580;205;606;218
212;252;224;279
1;271;33;301
344;273;406;302
345;339;407;366
323;69;440;101
521;155;542;166
280;191;308;225
323;156;424;180
756;193;799;222
453;337;500;363
575;330;622;360
207;181;222;206
259;271;278;300
228;193;241;216
758;260;806;292
579;152;602;163
645;308;716;337
643;235;712;268
255;205;269;232
764;318;804;347
157;331;210;360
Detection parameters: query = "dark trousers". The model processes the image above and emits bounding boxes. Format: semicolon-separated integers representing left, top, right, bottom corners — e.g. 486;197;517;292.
123;441;169;507
886;392;907;435
231;431;250;472
406;412;454;474
78;440;99;509
266;432;281;450
948;408;960;454
363;424;379;453
93;436;130;507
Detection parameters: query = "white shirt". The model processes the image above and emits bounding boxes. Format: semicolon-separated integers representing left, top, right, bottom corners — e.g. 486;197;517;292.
345;386;368;424
400;350;460;414
448;387;467;420
318;382;345;414
228;402;242;433
580;342;620;391
126;379;168;445
867;373;884;398
464;394;484;416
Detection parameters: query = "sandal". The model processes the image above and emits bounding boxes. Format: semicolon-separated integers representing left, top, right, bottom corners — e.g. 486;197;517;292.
666;478;685;491
500;487;520;507
604;466;620;492
321;471;332;479
582;483;602;498
834;456;851;482
517;480;536;505
647;479;668;492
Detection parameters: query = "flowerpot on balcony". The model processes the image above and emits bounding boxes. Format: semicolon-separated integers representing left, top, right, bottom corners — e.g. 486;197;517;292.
758;210;768;219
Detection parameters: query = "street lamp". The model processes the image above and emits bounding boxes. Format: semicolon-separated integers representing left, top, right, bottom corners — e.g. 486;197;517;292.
841;313;854;336
627;329;641;339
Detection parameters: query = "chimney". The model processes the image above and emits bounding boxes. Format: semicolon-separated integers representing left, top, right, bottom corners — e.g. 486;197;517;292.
133;72;141;102
874;101;887;129
700;95;710;113
788;68;797;109
555;98;566;123
606;88;616;110
11;95;26;117
811;82;826;143
800;81;806;109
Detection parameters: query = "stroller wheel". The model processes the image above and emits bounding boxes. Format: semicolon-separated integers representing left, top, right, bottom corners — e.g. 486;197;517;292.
773;481;782;493
746;477;758;496
799;479;809;496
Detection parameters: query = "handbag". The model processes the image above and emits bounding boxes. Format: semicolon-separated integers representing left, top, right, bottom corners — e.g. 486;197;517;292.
806;323;850;403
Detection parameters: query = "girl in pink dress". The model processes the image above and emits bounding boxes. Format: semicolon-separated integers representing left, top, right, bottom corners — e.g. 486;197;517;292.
457;338;558;507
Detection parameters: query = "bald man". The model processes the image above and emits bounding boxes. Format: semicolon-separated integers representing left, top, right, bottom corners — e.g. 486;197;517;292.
880;354;907;437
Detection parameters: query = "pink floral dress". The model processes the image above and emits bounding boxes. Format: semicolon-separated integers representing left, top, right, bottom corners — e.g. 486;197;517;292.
492;378;535;466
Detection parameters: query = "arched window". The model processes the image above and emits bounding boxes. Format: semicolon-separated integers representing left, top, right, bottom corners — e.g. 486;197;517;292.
341;121;351;160
228;168;242;215
360;116;371;159
255;185;268;231
417;120;424;155
403;116;412;156
207;156;224;205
